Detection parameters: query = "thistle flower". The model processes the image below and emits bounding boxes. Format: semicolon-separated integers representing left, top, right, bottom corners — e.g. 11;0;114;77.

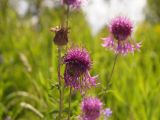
102;16;141;55
63;48;97;91
50;26;68;46
62;0;85;8
81;97;102;120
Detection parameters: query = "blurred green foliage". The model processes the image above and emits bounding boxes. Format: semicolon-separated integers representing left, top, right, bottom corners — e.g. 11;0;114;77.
146;0;160;23
0;1;160;120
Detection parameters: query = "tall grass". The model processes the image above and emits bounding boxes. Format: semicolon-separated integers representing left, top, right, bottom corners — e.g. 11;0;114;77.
0;5;160;120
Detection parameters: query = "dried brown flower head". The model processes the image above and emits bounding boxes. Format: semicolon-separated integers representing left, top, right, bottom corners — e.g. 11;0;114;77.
50;26;69;46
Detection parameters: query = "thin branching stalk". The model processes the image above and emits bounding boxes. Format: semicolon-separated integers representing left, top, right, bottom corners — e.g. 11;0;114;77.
68;87;72;120
58;47;63;119
107;53;119;89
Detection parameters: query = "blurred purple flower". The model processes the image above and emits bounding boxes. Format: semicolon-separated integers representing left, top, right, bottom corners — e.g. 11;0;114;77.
102;16;141;55
62;0;85;8
63;48;97;92
103;108;112;119
81;97;102;120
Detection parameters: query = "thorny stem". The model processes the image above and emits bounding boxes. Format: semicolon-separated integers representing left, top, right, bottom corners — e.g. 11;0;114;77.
66;5;70;27
60;5;70;27
61;6;65;26
66;6;72;120
107;53;119;89
58;47;63;120
68;87;72;120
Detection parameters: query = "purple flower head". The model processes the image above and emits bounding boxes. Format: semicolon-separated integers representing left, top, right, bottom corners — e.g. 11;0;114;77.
62;0;85;8
103;108;112;119
64;48;97;91
102;16;141;55
81;97;102;120
110;16;133;41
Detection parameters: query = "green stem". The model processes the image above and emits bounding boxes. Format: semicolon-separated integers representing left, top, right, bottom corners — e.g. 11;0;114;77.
66;5;70;27
58;47;63;120
107;54;119;88
68;87;72;120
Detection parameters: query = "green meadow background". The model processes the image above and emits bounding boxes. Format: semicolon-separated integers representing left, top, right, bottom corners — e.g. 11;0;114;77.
0;0;160;120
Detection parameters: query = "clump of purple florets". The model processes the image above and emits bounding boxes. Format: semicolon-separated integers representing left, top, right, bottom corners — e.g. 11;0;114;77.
110;16;133;41
80;97;112;120
102;16;141;55
81;97;102;120
63;48;97;92
62;0;86;8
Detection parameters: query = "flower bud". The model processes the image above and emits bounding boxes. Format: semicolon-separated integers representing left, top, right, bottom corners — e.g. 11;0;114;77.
50;26;68;46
